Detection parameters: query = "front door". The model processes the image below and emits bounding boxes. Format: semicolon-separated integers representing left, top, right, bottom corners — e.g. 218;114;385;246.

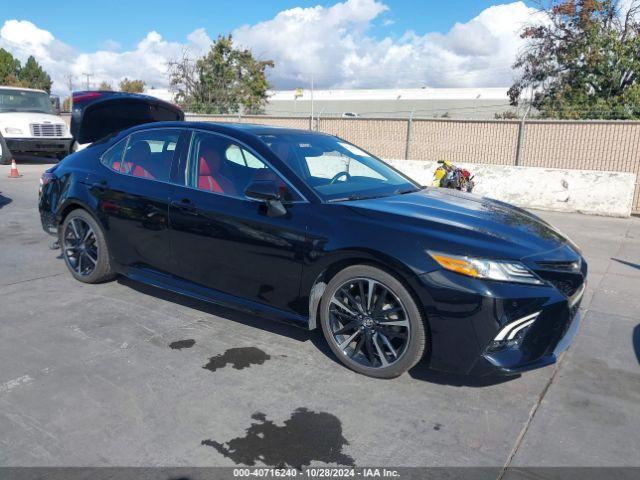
169;130;311;315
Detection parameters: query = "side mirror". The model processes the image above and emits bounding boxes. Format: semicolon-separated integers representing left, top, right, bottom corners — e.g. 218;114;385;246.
245;180;280;201
50;96;61;115
244;180;287;218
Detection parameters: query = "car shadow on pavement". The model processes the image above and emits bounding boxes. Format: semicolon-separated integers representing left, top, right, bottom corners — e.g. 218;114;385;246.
118;276;523;385
117;276;312;343
0;193;11;209
117;276;347;369
409;361;520;387
633;324;640;366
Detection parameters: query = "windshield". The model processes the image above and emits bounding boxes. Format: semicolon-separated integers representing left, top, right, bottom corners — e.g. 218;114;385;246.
259;133;420;201
0;88;53;114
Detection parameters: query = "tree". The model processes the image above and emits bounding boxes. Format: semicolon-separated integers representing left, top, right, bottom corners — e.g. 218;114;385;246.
509;0;640;119
98;81;113;91
119;78;145;93
169;34;274;114
494;110;520;119
19;56;52;93
0;49;55;92
0;48;22;87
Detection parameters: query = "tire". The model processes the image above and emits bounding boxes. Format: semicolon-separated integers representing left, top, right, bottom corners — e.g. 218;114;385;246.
59;209;116;284
320;264;427;379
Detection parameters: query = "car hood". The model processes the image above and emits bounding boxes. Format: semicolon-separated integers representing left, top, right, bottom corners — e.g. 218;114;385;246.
71;91;184;144
0;111;68;129
346;188;571;260
0;112;64;122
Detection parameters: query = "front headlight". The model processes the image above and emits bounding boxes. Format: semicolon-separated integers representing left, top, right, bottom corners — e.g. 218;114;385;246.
5;127;22;134
428;251;543;285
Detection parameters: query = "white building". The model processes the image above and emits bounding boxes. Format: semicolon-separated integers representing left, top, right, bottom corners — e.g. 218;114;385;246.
265;87;521;119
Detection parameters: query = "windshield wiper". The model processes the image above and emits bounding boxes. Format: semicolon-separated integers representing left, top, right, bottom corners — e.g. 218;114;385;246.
394;187;420;195
328;194;387;203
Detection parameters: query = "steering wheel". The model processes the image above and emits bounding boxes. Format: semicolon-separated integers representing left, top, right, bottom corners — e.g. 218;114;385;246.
330;171;352;184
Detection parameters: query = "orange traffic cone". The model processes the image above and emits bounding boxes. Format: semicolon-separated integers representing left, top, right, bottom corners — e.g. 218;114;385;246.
8;159;21;178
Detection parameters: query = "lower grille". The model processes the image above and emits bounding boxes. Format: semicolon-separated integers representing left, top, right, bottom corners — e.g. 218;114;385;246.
30;123;65;137
534;268;584;299
549;279;580;297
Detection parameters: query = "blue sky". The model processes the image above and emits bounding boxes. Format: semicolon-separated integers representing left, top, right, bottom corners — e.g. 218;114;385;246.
0;0;539;94
0;0;531;52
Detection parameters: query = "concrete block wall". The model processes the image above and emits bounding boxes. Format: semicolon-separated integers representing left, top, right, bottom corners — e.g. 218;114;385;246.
385;159;637;218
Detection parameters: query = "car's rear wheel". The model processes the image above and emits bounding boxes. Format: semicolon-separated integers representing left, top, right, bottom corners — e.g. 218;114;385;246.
60;209;115;283
320;265;426;379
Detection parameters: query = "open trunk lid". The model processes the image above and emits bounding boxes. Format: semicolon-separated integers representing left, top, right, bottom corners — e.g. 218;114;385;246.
70;91;184;144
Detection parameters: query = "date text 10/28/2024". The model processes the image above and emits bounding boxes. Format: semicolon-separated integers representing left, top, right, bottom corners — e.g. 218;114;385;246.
233;468;401;478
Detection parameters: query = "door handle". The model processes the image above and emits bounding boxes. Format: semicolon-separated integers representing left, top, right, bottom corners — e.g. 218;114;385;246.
91;180;107;192
171;199;198;215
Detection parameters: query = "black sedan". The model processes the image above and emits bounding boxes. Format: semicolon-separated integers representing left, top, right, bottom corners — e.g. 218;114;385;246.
39;92;587;378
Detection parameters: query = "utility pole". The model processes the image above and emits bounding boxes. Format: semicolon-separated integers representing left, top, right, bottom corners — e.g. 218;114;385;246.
65;74;74;112
515;92;533;166
82;73;93;91
310;75;315;129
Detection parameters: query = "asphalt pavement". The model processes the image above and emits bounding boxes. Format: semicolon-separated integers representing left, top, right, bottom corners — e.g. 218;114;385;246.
1;161;638;471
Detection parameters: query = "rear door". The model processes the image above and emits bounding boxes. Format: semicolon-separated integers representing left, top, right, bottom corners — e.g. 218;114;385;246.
89;127;189;274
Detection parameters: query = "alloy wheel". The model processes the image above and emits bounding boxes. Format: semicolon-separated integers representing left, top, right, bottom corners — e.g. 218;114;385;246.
328;278;411;369
63;217;98;276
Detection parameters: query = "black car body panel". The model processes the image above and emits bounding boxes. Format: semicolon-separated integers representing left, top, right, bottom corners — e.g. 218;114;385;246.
71;91;184;144
39;98;587;376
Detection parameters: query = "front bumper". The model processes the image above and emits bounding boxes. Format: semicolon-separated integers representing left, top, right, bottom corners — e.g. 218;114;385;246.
480;285;583;374
416;262;586;376
5;137;72;155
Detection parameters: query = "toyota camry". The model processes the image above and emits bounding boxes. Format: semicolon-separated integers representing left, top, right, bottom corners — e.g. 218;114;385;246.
39;92;587;378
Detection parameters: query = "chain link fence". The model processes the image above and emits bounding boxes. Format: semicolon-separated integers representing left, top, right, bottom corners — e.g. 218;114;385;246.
187;114;640;213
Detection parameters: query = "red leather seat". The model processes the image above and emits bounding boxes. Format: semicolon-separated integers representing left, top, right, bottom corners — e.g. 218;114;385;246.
129;142;155;179
112;161;133;173
198;145;236;195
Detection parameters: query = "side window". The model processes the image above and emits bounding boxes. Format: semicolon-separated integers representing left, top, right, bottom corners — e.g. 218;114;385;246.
225;144;264;168
190;131;300;201
104;129;180;182
101;138;127;171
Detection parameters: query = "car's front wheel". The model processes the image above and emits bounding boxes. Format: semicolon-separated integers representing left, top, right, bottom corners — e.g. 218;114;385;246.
320;265;427;379
60;209;116;283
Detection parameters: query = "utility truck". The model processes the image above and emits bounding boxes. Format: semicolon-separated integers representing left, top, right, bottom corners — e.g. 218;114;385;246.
0;86;74;164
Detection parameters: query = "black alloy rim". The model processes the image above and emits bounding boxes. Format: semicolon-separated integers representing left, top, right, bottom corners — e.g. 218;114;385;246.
63;217;98;276
328;278;410;368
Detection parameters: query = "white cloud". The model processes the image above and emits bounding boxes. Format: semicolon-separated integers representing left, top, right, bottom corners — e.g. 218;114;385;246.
233;0;539;89
618;0;640;21
0;1;540;96
100;39;121;51
0;20;210;95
